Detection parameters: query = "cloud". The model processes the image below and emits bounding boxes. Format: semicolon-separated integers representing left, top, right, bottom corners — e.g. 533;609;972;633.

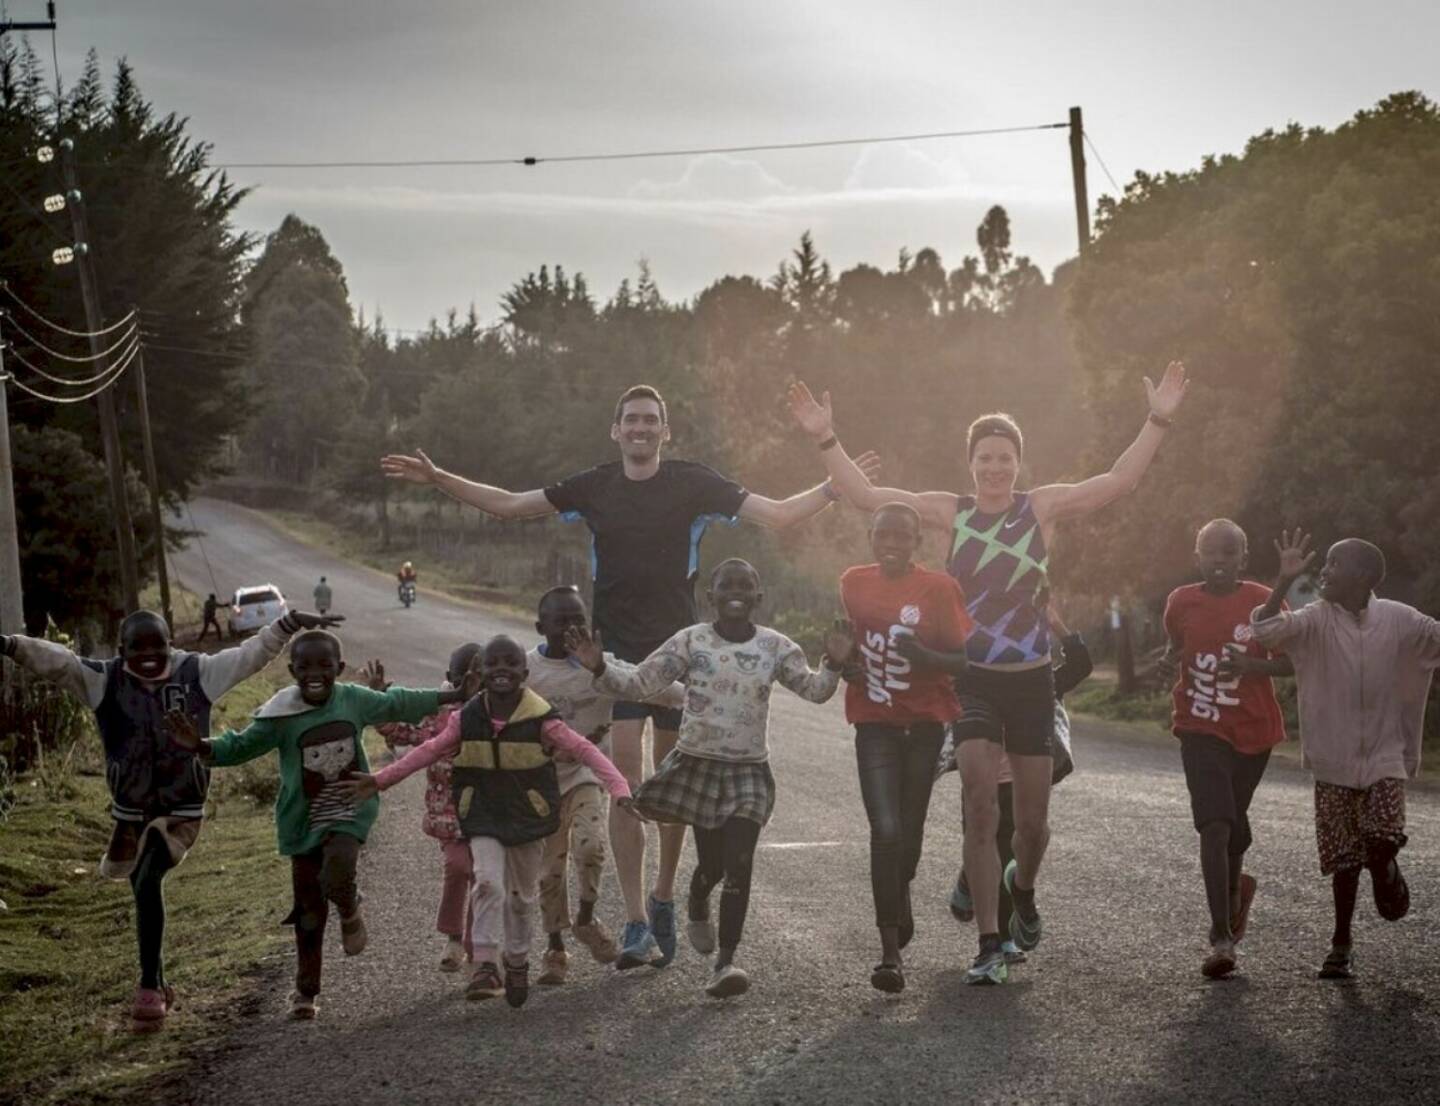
628;154;796;200
842;143;968;191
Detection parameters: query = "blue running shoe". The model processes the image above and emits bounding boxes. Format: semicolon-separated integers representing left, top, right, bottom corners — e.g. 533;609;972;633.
949;871;974;923
648;895;678;968
615;920;659;970
1003;859;1042;951
965;946;1008;985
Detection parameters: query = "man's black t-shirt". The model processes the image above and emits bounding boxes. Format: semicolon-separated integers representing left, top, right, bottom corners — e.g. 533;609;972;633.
544;460;748;658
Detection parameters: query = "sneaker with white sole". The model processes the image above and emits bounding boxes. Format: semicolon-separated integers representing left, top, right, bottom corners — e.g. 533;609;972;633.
439;937;466;973
288;990;318;1020
1001;939;1027;965
572;921;618;964
1003;860;1042;951
615;920;660;970
965;946;1009;985
648;895;678;968
130;985;174;1033
687;916;717;955
705;963;750;998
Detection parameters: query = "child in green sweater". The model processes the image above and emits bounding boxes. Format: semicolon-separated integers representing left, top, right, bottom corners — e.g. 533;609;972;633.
168;629;473;1020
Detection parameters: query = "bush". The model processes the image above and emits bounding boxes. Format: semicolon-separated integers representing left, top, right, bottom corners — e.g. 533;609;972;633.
1;625;97;776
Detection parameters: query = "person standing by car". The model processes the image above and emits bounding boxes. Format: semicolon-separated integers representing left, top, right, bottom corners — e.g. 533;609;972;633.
199;594;222;643
314;577;333;616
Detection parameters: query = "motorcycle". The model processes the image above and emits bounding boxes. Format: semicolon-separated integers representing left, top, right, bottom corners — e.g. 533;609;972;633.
399;580;417;608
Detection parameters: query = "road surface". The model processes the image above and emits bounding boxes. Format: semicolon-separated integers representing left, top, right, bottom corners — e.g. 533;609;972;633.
168;497;1440;1105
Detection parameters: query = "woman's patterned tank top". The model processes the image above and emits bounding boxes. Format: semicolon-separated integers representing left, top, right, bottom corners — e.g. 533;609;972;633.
947;492;1051;666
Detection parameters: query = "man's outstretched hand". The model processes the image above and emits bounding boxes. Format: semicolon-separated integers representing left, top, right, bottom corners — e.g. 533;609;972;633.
381;449;441;486
787;380;835;440
289;611;345;630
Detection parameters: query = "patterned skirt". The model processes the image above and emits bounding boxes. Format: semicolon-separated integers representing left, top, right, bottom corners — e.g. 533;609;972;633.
632;749;775;830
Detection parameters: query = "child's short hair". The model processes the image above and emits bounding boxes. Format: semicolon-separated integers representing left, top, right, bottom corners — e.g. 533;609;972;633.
710;557;760;585
291;629;342;659
120;610;170;642
447;642;483;679
872;501;922;532
1196;518;1248;549
966;412;1023;462
613;384;668;425
1340;538;1387;587
537;584;582;618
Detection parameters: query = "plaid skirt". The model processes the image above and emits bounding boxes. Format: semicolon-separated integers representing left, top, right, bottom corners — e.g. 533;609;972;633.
633;749;775;830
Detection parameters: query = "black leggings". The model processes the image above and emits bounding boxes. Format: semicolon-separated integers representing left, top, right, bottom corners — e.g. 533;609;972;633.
689;817;762;952
130;829;177;990
289;833;361;998
855;722;946;928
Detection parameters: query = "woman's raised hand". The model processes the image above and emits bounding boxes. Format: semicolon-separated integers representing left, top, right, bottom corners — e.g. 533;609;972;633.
787;380;834;440
1143;361;1189;420
380;448;440;485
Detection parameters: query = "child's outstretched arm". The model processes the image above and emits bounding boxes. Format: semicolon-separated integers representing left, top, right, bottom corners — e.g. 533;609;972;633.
197;611;344;702
1;634;107;709
773;622;853;703
567;626;691;702
166;708;280;767
339;709;466;802
1252;529;1316;636
349;662;477;728
540;719;635;804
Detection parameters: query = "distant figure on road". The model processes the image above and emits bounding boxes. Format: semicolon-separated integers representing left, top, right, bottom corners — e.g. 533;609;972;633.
314;577;332;615
397;562;417;606
199;593;222;642
1251;530;1440;981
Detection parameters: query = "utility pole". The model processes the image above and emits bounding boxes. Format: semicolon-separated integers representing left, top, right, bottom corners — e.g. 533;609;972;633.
1068;106;1091;255
131;342;173;629
58;137;141;613
0;2;57;39
0;322;26;636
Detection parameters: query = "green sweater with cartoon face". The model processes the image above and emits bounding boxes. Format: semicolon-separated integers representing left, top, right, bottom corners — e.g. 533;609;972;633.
210;682;440;856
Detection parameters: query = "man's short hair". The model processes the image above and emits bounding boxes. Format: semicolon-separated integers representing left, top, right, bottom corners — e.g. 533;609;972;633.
614;385;668;425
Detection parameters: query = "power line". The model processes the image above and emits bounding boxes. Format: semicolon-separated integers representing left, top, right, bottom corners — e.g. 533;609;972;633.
0;282;136;338
2;332;139;386
2;334;140;403
1082;131;1123;195
207;121;1069;171
2;312;138;362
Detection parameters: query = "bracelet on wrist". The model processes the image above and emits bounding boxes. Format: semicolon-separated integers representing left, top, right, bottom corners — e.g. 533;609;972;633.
1147;412;1173;430
817;435;839;451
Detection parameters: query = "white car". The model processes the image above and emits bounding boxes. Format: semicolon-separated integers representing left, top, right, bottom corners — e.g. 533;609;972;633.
228;584;289;637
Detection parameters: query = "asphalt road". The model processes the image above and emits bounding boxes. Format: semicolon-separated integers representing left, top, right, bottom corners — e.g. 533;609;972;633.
168;497;1440;1105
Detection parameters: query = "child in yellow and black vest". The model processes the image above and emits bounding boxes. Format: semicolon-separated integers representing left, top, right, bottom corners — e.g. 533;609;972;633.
343;635;637;1008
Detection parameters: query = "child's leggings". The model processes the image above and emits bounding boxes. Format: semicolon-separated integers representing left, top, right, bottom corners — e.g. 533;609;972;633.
131;830;177;990
436;840;473;937
538;783;607;934
289;833;360;998
469;836;545;965
689;816;763;951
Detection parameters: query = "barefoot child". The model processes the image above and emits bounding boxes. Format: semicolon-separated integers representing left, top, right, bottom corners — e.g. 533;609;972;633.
342;635;637;1009
373;642;483;972
1160;519;1290;979
527;586;685;983
568;558;855;999
167;629;468;1021
1;608;331;1031
943;593;1092;971
840;503;973;994
1251;531;1440;979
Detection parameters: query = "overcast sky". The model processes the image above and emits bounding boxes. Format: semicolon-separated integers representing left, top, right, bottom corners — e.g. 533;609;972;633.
34;1;1440;333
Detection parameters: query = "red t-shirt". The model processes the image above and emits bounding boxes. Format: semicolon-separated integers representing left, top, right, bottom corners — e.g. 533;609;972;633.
840;564;974;725
1163;581;1287;753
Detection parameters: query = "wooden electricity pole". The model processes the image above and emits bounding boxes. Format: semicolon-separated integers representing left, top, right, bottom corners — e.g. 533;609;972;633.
131;343;173;629
1069;106;1091;255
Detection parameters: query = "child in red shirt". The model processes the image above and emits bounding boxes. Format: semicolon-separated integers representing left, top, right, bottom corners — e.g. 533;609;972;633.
841;502;974;994
1162;519;1290;980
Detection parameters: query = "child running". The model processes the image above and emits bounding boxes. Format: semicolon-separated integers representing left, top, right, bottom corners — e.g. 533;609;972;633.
942;592;1092;973
373;642;483;972
527;586;685;982
567;557;856;999
839;503;974;993
1160;519;1290;979
341;635;637;1008
1;607;331;1031
167;630;468;1021
1251;530;1440;980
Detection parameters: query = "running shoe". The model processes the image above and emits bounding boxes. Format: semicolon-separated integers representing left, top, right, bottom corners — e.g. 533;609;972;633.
130;985;174;1033
615;920;660;970
287;990;317;1021
466;962;505;1000
949;871;974;924
648;894;678;967
870;963;905;994
705;963;750;999
965;947;1008;985
504;959;530;1008
340;906;367;956
537;948;568;985
1230;873;1258;943
687;916;717;955
1003;860;1042;951
1202;941;1237;980
439;937;466;973
1001;940;1027;965
572;921;619;964
1374;860;1410;922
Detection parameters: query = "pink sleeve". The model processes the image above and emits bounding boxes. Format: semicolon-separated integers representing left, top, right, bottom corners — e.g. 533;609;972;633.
541;719;632;799
374;712;461;790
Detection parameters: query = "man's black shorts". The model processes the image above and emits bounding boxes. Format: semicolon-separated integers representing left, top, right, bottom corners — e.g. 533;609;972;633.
950;663;1055;758
607;634;684;733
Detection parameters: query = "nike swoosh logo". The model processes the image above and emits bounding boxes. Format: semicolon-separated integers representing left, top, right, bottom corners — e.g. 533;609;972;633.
1002;518;1025;530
